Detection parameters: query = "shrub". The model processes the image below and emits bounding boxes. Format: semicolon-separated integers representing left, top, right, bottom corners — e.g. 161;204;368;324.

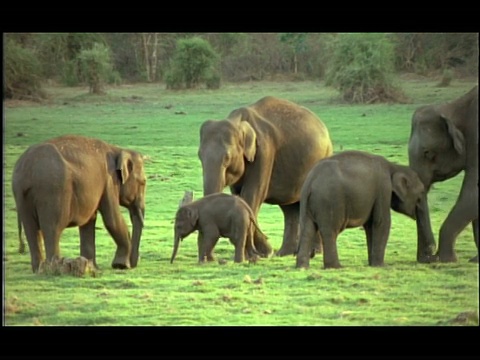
77;43;117;94
437;68;453;87
166;37;220;89
326;33;408;103
4;39;46;100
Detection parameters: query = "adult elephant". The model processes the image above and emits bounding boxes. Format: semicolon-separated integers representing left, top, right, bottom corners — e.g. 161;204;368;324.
198;96;333;257
12;135;147;272
408;85;478;263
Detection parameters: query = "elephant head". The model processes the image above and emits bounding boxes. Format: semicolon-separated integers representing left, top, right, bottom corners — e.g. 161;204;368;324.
171;206;199;263
408;106;466;190
198;113;257;195
390;169;426;220
391;166;436;261
116;150;147;268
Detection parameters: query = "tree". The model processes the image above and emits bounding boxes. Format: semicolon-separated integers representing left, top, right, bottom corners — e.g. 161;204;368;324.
4;37;45;100
165;37;220;89
77;43;114;94
326;33;407;103
279;33;307;74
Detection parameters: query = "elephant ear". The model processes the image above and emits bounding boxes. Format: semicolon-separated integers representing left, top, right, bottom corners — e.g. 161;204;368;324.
116;151;133;184
240;121;257;162
391;172;410;203
441;114;465;155
186;207;199;228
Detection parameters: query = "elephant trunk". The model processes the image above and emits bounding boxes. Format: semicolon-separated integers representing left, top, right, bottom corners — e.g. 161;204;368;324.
202;162;225;195
171;233;181;264
415;193;436;263
129;207;144;268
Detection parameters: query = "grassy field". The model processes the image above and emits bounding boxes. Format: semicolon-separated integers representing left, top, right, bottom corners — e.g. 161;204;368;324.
3;77;478;326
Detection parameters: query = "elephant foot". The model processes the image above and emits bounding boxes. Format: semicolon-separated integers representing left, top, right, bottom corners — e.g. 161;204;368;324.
276;245;297;257
468;255;478;263
112;262;130;270
323;261;342;269
417;253;436;263
295;257;310;269
437;251;458;263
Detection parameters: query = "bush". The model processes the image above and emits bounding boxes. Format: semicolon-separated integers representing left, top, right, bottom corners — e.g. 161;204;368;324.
4;39;46;100
166;37;220;89
78;43;117;94
437;68;454;87
326;33;408;103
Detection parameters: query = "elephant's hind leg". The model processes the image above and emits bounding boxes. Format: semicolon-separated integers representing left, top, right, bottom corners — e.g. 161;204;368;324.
22;214;44;273
276;202;300;256
79;215;98;268
469;218;478;263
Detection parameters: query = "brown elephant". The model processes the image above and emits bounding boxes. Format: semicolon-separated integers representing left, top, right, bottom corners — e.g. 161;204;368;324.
12;135;147;273
408;85;478;263
170;193;266;264
296;151;428;269
198;96;333;258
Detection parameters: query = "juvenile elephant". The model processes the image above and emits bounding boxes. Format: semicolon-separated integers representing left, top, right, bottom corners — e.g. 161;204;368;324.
170;193;266;264
408;85;478;263
198;96;333;258
296;151;428;269
12;135;147;272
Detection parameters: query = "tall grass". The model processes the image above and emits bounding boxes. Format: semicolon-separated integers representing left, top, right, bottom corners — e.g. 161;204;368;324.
3;79;478;326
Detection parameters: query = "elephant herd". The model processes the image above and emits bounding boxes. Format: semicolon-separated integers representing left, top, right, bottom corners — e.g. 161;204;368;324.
11;86;478;273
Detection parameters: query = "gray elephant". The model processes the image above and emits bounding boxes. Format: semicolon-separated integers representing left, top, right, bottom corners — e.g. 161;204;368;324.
408;85;478;263
170;193;266;263
296;151;428;269
12;135;147;272
198;96;333;258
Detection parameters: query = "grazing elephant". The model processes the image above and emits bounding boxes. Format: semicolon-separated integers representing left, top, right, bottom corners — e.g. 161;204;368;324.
296;151;428;269
408;85;478;263
170;193;266;264
12;135;147;272
198;96;333;257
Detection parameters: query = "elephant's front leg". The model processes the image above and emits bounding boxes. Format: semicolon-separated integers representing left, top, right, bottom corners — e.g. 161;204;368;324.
365;215;391;267
79;214;98;268
197;232;218;262
470;219;478;263
276;203;300;256
437;191;477;262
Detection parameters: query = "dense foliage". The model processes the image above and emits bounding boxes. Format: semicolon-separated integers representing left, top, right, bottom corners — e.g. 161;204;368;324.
325;33;407;103
4;33;478;101
165;37;220;89
77;43;116;94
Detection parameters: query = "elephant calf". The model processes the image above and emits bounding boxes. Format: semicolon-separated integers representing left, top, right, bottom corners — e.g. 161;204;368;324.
296;150;429;269
171;193;267;263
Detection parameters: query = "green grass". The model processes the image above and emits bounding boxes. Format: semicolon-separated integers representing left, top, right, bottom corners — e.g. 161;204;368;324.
4;78;478;326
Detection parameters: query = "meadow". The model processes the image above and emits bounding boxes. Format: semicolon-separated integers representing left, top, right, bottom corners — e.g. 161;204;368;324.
3;77;478;326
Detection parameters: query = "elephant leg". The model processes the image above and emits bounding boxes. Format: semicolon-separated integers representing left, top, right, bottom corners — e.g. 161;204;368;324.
233;235;246;263
99;196;131;269
470;219;478;263
197;232;218;263
79;215;98;268
37;212;62;264
245;226;259;261
437;199;476;263
367;214;390;267
22;214;44;273
319;227;341;269
296;214;317;268
276;202;300;256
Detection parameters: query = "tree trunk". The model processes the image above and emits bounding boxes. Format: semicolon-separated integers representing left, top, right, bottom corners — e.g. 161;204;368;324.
142;33;151;82
151;33;158;81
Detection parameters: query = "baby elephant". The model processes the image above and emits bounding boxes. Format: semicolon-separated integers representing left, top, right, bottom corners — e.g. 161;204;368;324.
296;150;429;269
170;193;267;263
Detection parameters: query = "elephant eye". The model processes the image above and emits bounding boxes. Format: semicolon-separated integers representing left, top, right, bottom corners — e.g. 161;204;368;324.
424;150;435;161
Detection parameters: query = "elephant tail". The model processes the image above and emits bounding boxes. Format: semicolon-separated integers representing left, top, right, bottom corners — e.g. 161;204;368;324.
17;215;25;254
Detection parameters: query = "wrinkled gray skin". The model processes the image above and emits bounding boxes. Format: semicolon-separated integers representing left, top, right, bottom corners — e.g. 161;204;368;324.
12;135;147;272
296;151;428;269
198;96;333;258
171;193;266;263
408;86;478;263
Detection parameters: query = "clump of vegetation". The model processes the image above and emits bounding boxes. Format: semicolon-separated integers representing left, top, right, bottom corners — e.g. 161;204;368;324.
437;68;454;87
78;43;117;94
165;37;220;90
326;33;408;104
4;39;46;101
